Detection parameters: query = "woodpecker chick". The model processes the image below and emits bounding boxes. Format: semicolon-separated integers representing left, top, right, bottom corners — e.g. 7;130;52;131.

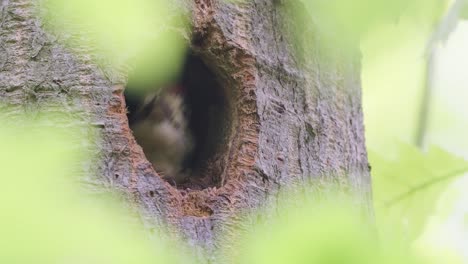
130;86;194;183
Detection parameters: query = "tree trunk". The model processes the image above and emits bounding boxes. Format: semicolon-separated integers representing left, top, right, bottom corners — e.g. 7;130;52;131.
0;0;371;260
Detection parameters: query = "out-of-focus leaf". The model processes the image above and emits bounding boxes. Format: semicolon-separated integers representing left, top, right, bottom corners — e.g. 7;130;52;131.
413;173;468;264
371;143;468;241
232;197;424;264
41;0;188;90
0;115;192;264
298;0;445;52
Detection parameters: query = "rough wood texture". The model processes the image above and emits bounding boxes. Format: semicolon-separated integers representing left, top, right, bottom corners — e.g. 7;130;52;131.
0;0;371;260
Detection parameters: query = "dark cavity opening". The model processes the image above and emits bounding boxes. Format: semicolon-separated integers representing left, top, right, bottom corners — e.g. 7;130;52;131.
125;52;230;190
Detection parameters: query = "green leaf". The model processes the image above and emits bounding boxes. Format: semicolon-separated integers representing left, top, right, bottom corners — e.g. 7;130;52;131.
41;0;188;88
371;143;468;241
0;114;193;264
232;197;424;264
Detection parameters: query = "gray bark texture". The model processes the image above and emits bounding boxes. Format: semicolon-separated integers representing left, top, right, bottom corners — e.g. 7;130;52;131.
0;0;371;261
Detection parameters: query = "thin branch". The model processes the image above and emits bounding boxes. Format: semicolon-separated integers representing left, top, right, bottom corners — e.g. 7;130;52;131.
415;52;435;149
415;0;465;149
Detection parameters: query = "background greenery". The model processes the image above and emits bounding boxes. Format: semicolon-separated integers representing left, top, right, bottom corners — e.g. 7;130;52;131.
362;3;468;260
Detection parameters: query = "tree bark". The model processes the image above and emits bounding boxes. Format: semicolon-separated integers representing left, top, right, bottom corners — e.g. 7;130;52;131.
0;0;371;260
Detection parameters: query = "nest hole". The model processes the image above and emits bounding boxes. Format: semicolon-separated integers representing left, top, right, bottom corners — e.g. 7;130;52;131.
125;52;231;190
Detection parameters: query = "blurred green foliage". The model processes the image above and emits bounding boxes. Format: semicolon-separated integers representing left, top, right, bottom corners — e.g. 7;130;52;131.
413;175;468;264
40;0;188;91
372;145;468;240
299;0;446;50
230;196;426;264
0;116;193;263
0;116;191;263
361;1;468;263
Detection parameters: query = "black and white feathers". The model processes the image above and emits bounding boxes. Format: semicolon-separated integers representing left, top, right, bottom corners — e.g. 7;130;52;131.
128;86;194;183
